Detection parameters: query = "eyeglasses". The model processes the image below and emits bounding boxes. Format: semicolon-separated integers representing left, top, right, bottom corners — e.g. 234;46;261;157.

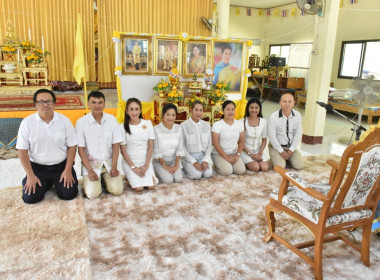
36;100;54;106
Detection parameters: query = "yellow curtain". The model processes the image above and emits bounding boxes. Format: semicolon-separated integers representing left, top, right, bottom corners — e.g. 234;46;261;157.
97;0;212;83
0;0;96;82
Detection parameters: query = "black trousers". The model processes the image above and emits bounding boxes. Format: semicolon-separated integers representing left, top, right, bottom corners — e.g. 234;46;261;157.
22;160;78;204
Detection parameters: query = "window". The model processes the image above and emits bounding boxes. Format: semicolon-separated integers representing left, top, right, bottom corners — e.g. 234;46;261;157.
338;40;380;80
269;44;290;62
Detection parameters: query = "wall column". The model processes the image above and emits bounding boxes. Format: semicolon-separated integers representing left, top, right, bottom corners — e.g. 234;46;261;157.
216;0;230;39
302;0;341;144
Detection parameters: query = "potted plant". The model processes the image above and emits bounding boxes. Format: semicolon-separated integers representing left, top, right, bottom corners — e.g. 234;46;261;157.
186;95;207;108
2;45;17;60
153;78;172;97
19;41;34;53
26;48;50;66
167;88;183;104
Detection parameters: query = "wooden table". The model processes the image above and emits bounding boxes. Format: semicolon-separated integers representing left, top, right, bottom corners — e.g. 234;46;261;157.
251;74;269;99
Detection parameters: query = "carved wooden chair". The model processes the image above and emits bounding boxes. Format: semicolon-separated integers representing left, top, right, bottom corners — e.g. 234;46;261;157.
263;126;380;280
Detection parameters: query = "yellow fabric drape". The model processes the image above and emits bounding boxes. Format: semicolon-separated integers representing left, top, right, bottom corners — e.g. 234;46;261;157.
0;108;117;127
98;0;212;83
0;0;95;82
235;43;250;119
116;99;155;124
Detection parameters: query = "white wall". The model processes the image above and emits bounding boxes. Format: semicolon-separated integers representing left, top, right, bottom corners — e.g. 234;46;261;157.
228;6;264;59
227;0;380;90
332;0;380;88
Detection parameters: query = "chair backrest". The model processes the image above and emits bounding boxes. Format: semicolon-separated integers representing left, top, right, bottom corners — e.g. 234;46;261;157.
328;127;380;215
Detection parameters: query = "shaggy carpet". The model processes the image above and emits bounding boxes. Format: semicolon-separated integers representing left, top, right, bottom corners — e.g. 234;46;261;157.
83;155;380;280
0;187;92;280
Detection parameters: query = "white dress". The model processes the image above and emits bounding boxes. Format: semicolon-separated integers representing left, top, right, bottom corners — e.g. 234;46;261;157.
120;119;157;188
240;117;268;163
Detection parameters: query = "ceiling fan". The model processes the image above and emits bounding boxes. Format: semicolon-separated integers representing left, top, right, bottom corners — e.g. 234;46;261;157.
297;0;324;16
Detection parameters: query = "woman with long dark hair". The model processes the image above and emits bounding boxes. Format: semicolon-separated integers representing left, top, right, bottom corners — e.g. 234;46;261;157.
240;98;269;172
153;103;185;184
120;98;157;192
211;100;245;175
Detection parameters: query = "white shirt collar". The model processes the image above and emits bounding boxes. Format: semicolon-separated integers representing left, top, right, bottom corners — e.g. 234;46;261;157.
35;111;59;123
189;117;201;127
88;112;105;124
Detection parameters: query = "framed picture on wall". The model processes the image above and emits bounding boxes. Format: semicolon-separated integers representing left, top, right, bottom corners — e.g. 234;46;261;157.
154;38;182;75
212;41;244;93
182;41;210;78
122;35;152;75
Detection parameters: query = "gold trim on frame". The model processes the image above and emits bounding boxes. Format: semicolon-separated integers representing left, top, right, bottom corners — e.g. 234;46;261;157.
121;35;152;75
153;38;182;76
212;40;244;93
182;40;211;78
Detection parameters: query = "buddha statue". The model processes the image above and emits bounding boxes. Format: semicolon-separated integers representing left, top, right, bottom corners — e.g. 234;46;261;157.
4;21;19;44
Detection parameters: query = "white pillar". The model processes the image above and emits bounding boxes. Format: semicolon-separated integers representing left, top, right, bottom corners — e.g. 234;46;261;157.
302;0;341;144
217;0;230;39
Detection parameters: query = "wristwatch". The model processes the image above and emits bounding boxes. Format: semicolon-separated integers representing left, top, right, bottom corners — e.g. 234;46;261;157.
131;165;136;169
236;153;241;156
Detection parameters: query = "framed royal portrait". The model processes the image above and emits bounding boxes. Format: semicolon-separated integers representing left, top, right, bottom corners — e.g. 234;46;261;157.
212;41;244;93
122;35;152;75
154;38;182;75
182;41;210;78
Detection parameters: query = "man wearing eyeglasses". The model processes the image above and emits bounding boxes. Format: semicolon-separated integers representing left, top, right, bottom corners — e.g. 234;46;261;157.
16;89;78;204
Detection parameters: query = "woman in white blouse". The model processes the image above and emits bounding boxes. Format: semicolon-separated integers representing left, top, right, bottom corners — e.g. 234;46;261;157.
211;100;246;176
181;100;213;179
153;103;185;184
120;98;157;192
240;98;269;172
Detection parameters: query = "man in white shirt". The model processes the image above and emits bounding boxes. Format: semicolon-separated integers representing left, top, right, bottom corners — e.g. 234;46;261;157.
267;93;303;169
16;89;78;204
75;91;124;199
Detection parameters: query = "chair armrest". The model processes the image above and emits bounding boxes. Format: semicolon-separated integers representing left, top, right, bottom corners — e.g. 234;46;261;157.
327;159;339;170
327;159;349;185
274;166;329;203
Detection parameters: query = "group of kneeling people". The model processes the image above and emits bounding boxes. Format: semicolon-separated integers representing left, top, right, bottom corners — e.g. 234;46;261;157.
17;89;303;204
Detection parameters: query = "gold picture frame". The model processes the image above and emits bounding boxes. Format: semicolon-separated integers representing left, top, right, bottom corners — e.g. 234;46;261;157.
122;35;152;75
212;40;244;93
182;40;211;78
154;38;182;75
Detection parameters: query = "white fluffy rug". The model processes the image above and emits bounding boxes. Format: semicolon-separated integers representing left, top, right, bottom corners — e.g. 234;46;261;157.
83;155;380;280
0;187;92;280
1;155;379;279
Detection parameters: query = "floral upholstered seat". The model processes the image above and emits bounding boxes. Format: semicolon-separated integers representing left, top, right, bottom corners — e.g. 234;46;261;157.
271;182;372;226
263;126;380;280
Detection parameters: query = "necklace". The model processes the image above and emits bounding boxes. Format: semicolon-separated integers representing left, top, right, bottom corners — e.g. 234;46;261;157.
248;116;260;127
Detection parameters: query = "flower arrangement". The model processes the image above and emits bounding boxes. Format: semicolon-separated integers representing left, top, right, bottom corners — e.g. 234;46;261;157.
19;41;34;52
208;89;227;105
2;45;17;55
167;88;183;103
26;48;50;64
153;78;171;93
187;95;207;108
213;81;231;92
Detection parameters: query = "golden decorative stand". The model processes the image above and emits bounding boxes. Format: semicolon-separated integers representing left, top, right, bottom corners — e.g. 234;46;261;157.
21;55;48;86
0;61;23;86
154;92;222;125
